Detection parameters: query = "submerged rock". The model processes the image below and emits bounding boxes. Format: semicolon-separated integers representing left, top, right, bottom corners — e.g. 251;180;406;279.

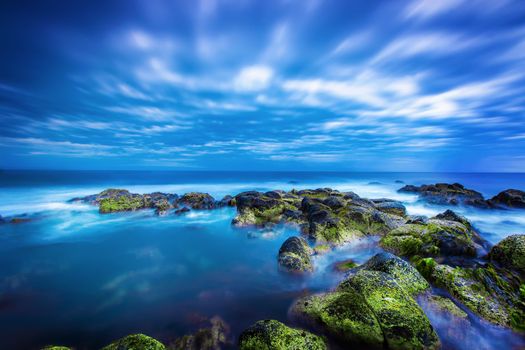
332;259;358;272
426;295;468;319
414;257;525;330
488;189;525;208
238;319;326;350
101;333;165;350
488;234;525;274
278;236;313;273
380;213;481;258
171;316;229;350
175;207;191;215
399;183;489;208
179;192;216;210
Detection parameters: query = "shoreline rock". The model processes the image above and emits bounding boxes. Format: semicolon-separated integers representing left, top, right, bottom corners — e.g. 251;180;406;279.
278;236;314;273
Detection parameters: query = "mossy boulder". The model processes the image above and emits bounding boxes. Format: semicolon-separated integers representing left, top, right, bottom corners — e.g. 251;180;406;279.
359;252;429;295
398;182;489;208
232;191;296;227
489;234;525;274
179;193;216;210
380;216;479;258
101;333;165;350
415;258;525;330
278;236;313;273
371;199;407;217
488;189;525;208
337;270;440;350
427;295;468;319
291;290;384;348
333;259;358;272
238;319;327;350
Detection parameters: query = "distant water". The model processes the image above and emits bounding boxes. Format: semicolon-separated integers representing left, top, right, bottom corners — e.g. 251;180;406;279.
0;171;524;349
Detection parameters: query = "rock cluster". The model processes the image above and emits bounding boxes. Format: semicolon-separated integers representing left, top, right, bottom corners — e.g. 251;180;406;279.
399;183;525;209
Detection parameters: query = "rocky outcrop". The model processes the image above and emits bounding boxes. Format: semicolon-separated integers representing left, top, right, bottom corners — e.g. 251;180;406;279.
292;253;439;350
380;211;482;258
232;188;405;246
101;333;165;350
399;183;489;208
414;257;525;331
488;234;525;274
238;320;326;350
278;236;313;273
489;189;525;208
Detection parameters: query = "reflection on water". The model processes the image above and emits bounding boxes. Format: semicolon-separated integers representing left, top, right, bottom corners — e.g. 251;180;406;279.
0;171;524;349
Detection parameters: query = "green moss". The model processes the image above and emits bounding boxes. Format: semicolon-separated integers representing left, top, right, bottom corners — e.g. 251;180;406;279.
520;284;525;301
414;257;437;281
41;347;72;350
292;291;384;348
489;234;525;273
313;244;331;255
238;320;326;350
101;333;166;350
338;270;440;350
334;259;358;272
428;295;468;319
99;196;145;213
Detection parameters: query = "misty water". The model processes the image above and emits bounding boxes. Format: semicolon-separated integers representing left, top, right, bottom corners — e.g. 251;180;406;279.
0;171;524;349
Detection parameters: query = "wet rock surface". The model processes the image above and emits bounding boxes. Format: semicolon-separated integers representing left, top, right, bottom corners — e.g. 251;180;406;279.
399;183;489;207
277;236;313;273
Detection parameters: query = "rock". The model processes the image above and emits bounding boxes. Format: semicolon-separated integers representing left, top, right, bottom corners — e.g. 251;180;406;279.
179;193;216;210
171;316;229;350
74;188;131;205
426;295;468;319
232;191;295;227
489;189;525;208
278;236;313;273
101;333;165;350
217;195;236;207
359;252;429;295
337;270;440;350
99;192;146;213
238;319;326;350
175;207;191;215
313;244;331;255
291;290;384;348
406;215;428;225
399;183;489;208
371;199;407;217
9;217;32;224
154;199;172;216
333;259;358;272
40;347;72;350
488;234;525;273
414;258;525;330
432;210;471;229
380;219;480;258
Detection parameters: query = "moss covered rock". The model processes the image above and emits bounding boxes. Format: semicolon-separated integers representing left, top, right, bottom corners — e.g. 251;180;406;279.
278;236;313;273
171;316;229;350
427;295;468;319
380;216;479;258
99;194;146;213
489;234;525;274
179;192;216;210
333;259;358;272
101;333;165;350
238;320;326;350
415;259;525;330
359;252;429;295
291;290;384;348
338;270;440;350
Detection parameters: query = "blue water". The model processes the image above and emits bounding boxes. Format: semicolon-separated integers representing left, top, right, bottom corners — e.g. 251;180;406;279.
0;171;524;349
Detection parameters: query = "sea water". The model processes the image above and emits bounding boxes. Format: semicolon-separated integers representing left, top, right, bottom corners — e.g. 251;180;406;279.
0;171;524;349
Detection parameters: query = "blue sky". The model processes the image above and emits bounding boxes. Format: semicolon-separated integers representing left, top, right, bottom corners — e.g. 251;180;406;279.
1;0;525;171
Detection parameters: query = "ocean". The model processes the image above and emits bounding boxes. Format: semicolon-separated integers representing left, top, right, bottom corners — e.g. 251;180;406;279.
0;171;524;349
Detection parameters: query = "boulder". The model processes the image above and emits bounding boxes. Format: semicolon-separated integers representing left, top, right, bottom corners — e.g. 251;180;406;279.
337;270;440;350
332;259;357;272
359;252;429;295
414;258;525;330
99;193;146;213
489;189;525;208
179;193;216;210
488;234;525;274
371;199;407;217
398;183;489;208
238;320;326;350
101;334;165;350
380;218;480;258
432;210;471;229
232;191;295;227
278;237;313;273
291;290;384;349
217;195;236;207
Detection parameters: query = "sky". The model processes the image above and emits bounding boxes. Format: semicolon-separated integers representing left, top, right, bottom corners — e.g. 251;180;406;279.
1;0;525;172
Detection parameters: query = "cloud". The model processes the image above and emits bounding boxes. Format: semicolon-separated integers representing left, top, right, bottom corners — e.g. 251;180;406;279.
404;0;464;19
233;65;274;92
